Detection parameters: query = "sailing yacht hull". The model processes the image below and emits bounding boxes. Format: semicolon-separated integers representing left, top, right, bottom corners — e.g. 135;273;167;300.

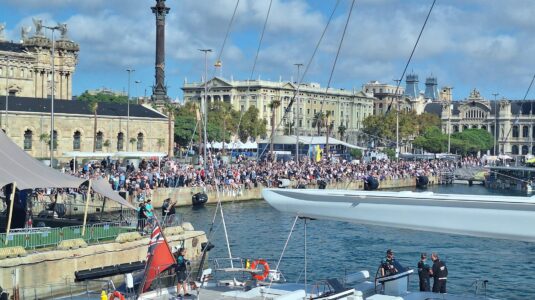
262;189;535;242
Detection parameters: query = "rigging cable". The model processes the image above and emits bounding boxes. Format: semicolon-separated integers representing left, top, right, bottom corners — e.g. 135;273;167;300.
257;0;342;159
501;73;535;152
385;0;436;114
231;0;274;158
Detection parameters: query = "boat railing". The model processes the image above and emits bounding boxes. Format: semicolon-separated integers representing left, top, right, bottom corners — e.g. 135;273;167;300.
208;257;287;283
17;278;116;300
0;221;135;250
463;279;489;298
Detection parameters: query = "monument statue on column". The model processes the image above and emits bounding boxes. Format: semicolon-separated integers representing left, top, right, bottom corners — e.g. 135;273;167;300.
151;0;170;103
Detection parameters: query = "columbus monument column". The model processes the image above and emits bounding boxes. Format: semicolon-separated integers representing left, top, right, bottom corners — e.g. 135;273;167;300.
151;0;170;103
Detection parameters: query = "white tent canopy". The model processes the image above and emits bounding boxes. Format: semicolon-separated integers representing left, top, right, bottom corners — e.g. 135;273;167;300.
63;151;167;158
0;131;135;209
208;141;257;150
258;135;365;150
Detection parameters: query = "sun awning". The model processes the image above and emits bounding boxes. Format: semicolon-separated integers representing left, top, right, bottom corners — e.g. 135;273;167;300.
0;131;135;209
0;130;84;189
92;178;135;209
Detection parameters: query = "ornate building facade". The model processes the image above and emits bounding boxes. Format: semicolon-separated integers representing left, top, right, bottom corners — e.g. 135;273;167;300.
0;20;171;158
0;20;78;99
182;77;375;142
425;88;535;155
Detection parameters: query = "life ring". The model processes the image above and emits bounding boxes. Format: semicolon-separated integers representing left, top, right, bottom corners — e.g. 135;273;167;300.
250;259;270;281
108;291;125;300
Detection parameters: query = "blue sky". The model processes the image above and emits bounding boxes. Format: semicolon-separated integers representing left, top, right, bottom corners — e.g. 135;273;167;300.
2;0;535;101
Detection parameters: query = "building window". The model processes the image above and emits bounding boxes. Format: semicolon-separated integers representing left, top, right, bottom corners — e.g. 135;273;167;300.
512;145;519;155
51;130;58;150
522;145;529;155
532;146;535;155
96;131;103;151
523;126;529;138
117;132;124;151
137;133;144;151
512;126;519;138
24;129;32;150
73;131;81;151
532;126;535;138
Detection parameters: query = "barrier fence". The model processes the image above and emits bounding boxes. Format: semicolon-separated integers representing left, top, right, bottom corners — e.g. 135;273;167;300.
0;222;135;250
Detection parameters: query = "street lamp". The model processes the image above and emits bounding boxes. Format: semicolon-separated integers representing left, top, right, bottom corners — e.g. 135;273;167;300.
135;80;141;104
199;49;212;171
126;68;135;151
492;92;499;155
294;63;303;165
43;24;60;168
4;56;8;132
447;104;453;153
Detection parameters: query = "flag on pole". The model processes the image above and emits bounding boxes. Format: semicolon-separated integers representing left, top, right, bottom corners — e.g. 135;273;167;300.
139;223;176;294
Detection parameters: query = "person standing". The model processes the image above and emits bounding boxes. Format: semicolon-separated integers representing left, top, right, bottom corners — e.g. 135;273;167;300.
431;252;448;293
417;253;431;292
380;249;398;276
175;248;191;297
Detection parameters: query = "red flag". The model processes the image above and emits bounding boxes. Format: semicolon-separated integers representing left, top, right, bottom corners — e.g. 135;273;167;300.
140;224;176;293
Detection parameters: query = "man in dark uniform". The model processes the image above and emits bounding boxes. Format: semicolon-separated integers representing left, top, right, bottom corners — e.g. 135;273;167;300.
431;252;448;293
417;253;431;291
380;249;398;276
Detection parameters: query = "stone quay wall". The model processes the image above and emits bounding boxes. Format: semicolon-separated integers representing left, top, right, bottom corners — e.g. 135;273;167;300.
0;224;207;299
149;175;439;208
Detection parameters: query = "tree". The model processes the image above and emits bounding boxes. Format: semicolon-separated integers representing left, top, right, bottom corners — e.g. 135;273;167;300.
157;138;165;151
174;102;198;147
324;111;333;156
40;133;50;157
451;129;493;155
350;148;362;159
103;139;111;152
338;124;347;141
268;99;281;159
413;126;447;153
129;137;136;150
312;112;325;136
88;100;99;152
77;91;128;104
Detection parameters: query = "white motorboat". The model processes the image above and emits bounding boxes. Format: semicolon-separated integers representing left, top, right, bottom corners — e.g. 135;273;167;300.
261;188;535;243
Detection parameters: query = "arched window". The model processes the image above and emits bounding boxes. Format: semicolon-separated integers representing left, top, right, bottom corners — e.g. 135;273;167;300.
532;126;535;139
512;145;519;155
462;125;468;130
453;125;459;133
117;132;124;151
532;146;535;155
73;131;81;150
481;125;487;130
24;129;32;150
523;126;529;138
137;133;144;151
96;131;103;151
472;125;478;129
512;126;519;138
522;145;529;155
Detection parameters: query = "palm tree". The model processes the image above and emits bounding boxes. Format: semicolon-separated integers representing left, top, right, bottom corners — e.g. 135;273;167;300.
39;133;50;157
157;138;165;152
103;139;111;152
89;101;99;152
164;103;176;156
268;99;281;160
129;137;137;150
312;112;325;136
338;123;347;141
324;111;333;157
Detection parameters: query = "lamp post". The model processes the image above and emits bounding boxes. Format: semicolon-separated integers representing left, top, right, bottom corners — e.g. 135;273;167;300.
393;79;401;160
199;49;212;171
492;92;499;155
44;25;60;168
294;63;303;165
4;56;8;132
126;68;135;151
447;104;453;153
135;80;141;104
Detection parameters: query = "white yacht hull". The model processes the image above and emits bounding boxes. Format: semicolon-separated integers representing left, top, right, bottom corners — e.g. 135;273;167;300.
261;189;535;242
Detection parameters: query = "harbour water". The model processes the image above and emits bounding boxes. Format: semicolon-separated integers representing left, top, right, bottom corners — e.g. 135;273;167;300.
176;184;534;300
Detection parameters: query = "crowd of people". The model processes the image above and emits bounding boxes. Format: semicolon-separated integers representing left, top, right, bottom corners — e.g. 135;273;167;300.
58;152;458;205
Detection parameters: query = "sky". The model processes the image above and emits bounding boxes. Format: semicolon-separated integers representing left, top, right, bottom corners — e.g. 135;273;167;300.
1;0;535;102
